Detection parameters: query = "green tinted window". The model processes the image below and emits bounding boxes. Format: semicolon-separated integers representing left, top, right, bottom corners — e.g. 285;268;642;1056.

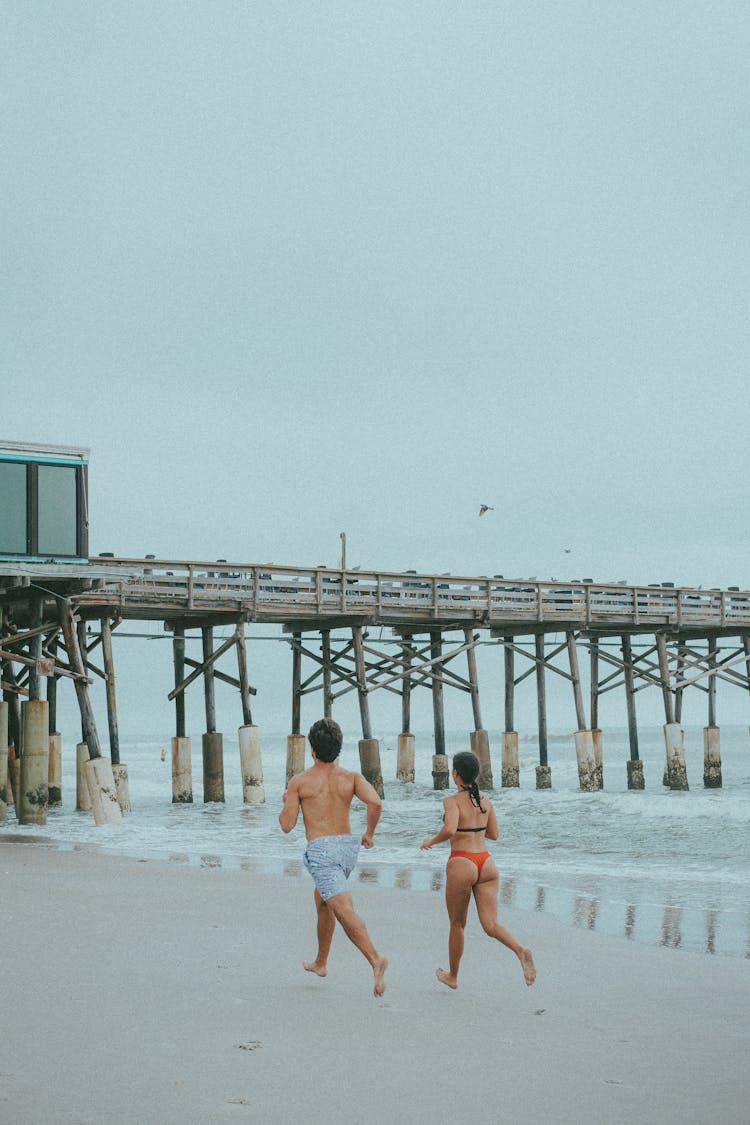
0;461;27;553
38;464;78;556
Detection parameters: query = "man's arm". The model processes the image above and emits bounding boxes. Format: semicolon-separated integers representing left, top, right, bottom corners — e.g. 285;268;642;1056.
278;776;301;833
353;772;382;848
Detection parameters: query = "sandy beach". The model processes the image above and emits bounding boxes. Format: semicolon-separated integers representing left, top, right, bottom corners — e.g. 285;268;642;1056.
2;839;747;1125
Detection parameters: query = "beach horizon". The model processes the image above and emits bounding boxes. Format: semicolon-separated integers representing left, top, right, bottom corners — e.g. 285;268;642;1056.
2;839;748;1124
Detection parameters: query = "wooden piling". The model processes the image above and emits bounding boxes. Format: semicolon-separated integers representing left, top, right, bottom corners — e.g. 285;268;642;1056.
704;637;722;788
201;626;224;802
397;637;415;782
501;637;519;787
621;634;644;789
590;638;603;788
0;700;8;822
535;634;551;789
566;631;597;791
102;617;130;813
657;634;688;790
321;629;333;719
430;630;449;790
465;628;492;788
173;626;186;740
353;626;384;797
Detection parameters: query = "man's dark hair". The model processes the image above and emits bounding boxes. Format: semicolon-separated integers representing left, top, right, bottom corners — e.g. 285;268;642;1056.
308;717;343;762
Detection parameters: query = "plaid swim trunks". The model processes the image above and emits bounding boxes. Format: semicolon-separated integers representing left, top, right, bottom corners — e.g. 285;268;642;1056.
302;835;361;900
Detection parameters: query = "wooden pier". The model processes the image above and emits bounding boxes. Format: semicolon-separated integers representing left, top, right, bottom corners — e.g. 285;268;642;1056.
2;555;750;824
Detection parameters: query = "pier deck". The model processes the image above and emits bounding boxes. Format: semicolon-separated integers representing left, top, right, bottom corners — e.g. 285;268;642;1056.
1;557;748;636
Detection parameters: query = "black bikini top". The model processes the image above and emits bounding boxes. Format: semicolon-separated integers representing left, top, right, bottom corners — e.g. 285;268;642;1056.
455;824;486;832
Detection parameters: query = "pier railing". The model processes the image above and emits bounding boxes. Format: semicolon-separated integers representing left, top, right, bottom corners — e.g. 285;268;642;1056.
22;559;745;632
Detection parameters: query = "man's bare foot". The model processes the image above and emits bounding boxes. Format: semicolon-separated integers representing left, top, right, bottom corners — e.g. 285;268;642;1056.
303;960;327;977
436;967;458;990
372;956;388;997
521;948;536;986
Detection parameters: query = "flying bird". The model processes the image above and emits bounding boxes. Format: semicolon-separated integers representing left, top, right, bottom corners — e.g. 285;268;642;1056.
478;504;495;517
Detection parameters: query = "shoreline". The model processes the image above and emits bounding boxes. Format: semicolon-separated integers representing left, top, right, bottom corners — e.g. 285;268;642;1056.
3;839;749;1125
3;826;748;963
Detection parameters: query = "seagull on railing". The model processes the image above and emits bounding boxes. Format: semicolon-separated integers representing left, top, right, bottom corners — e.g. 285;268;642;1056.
478;504;495;517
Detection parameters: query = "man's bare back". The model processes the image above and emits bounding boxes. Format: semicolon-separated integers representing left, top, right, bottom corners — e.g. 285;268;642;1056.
280;761;381;846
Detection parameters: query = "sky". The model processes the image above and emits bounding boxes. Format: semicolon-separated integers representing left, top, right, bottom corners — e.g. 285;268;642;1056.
3;1;750;593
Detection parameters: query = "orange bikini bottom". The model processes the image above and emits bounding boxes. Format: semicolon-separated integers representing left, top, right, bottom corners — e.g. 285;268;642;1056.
448;851;491;876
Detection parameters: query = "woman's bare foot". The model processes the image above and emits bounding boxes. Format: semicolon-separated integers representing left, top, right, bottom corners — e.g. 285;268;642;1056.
372;956;388;997
520;948;536;986
303;960;327;977
436;966;458;990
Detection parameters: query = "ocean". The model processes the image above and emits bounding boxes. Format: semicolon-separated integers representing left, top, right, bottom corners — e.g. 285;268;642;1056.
5;719;749;961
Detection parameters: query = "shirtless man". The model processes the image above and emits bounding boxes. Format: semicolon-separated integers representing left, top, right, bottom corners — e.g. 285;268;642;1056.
279;717;388;997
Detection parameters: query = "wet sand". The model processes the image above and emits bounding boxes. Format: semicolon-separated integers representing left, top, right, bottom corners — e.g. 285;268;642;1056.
2;839;748;1124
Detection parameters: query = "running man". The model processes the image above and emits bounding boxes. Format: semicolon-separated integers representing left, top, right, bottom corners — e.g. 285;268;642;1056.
279;717;388;997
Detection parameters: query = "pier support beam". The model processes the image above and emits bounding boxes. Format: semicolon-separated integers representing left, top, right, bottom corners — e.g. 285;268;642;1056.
622;635;644;789
239;723;265;803
171;627;193;802
202;627;225;803
704;638;721;788
501;638;519;787
171;736;193;802
0;700;8;823
567;632;597;791
590;639;603;789
465;629;492;788
286;633;305;783
657;634;688;790
535;634;551;789
102;618;130;814
353;626;384;797
431;630;449;790
397;637;415;782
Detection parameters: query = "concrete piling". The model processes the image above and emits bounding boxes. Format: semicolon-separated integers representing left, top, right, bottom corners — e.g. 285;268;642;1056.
76;742;92;811
574;730;598;792
396;732;415;782
432;753;450;790
359;737;384;798
703;726;722;788
171;736;193;802
285;733;306;784
663;722;689;790
111;763;131;813
84;756;123;825
202;731;225;802
18;699;49;825
500;731;519;787
48;732;62;806
239;724;265;804
470;729;493;789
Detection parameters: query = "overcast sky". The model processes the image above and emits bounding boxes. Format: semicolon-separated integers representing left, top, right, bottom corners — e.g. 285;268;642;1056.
3;2;749;591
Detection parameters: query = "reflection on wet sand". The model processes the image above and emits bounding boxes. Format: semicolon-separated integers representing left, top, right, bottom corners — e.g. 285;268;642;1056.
168;852;189;865
574;895;599;931
500;877;516;908
200;854;222;869
661;906;682;949
271;860;746;958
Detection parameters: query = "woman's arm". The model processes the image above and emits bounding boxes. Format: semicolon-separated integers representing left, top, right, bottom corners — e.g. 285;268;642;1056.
421;798;459;850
